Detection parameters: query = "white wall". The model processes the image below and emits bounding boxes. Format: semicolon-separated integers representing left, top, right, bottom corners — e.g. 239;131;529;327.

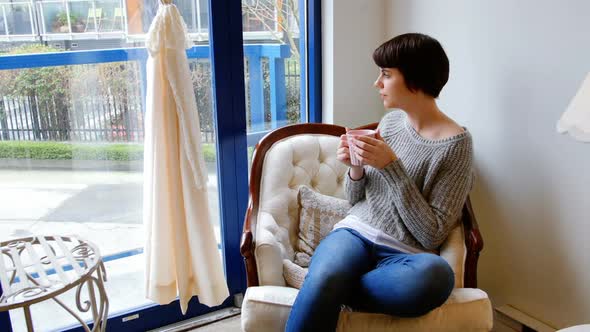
378;0;590;328
321;0;387;127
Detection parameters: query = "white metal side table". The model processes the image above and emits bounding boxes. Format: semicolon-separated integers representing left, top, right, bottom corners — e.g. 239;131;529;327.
0;235;109;332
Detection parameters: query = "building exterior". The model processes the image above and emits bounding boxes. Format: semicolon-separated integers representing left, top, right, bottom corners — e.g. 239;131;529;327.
0;0;298;51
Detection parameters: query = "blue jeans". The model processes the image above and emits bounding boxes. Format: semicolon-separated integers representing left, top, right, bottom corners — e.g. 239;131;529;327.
285;228;454;332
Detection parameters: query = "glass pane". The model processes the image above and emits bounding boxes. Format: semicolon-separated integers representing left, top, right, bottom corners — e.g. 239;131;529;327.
125;0;207;38
96;0;125;32
174;0;194;33
39;1;68;34
0;6;5;35
36;0;125;36
198;0;208;34
66;0;124;33
0;1;221;329
67;1;91;33
241;0;304;166
4;3;34;35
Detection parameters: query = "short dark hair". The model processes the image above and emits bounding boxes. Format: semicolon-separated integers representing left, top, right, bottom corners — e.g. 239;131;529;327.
373;33;449;98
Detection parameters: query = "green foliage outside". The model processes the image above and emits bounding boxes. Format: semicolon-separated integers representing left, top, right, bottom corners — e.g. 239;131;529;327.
0;44;70;100
202;144;216;162
0;40;299;163
55;12;78;26
0;141;218;163
0;44;143;141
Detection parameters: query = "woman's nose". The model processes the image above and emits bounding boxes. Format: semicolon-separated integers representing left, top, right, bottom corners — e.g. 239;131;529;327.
373;79;382;88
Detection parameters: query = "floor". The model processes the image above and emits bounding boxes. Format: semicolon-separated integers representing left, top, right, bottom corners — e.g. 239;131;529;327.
186;311;527;332
186;311;530;332
190;315;241;332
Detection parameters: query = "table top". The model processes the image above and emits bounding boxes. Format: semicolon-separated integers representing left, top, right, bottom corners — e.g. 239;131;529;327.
558;325;590;332
0;235;102;311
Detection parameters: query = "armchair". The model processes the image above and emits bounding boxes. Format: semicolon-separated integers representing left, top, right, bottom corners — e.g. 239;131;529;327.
240;123;493;332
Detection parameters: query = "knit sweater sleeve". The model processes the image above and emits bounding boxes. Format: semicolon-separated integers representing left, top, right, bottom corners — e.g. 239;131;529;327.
344;168;367;205
377;140;474;250
343;115;393;205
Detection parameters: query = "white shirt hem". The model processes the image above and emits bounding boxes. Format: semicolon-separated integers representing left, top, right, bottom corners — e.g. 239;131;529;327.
333;215;429;254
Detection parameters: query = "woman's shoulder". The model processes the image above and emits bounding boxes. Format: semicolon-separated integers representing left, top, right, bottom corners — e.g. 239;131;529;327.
437;131;473;166
378;111;406;136
438;120;466;139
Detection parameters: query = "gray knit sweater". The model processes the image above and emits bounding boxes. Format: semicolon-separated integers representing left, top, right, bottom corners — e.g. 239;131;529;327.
345;111;474;251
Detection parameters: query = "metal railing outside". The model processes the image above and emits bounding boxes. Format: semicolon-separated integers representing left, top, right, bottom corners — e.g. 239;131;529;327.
36;0;126;40
0;0;298;42
0;44;298;145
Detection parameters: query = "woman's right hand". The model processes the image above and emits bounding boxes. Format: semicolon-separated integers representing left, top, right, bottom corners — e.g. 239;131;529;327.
337;128;364;180
337;131;353;167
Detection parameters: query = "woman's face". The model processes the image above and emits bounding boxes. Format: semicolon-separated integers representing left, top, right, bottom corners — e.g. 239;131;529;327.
373;68;412;109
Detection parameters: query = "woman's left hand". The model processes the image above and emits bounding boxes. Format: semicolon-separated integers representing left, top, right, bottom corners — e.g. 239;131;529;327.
353;129;398;170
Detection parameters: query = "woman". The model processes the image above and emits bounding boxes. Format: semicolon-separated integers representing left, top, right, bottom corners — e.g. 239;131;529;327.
285;33;474;332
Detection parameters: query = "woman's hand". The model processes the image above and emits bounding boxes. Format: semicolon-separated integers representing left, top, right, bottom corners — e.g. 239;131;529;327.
352;129;398;170
336;128;353;167
337;128;364;179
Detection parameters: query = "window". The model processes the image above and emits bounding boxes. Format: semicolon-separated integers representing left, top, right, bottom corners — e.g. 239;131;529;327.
0;0;319;330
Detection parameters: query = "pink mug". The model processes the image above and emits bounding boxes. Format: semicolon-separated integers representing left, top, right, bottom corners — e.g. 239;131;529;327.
346;129;376;166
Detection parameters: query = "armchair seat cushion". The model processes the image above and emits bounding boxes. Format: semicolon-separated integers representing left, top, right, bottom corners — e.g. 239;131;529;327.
241;286;299;332
241;286;493;332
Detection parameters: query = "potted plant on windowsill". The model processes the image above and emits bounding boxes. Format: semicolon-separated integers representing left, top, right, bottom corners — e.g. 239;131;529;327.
52;11;85;33
72;20;85;32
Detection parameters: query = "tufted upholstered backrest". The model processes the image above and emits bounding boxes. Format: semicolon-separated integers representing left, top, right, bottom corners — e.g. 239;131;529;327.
249;128;467;290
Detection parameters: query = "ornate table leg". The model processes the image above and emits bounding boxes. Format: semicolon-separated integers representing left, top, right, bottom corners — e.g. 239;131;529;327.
92;262;109;332
50;261;109;332
23;305;34;332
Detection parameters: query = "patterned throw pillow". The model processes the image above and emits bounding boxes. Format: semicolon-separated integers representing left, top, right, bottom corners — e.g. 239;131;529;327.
283;259;307;289
293;186;352;267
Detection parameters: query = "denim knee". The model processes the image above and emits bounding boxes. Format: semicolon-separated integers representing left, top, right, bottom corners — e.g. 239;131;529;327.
374;254;454;317
427;254;454;286
404;254;454;316
305;264;353;297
